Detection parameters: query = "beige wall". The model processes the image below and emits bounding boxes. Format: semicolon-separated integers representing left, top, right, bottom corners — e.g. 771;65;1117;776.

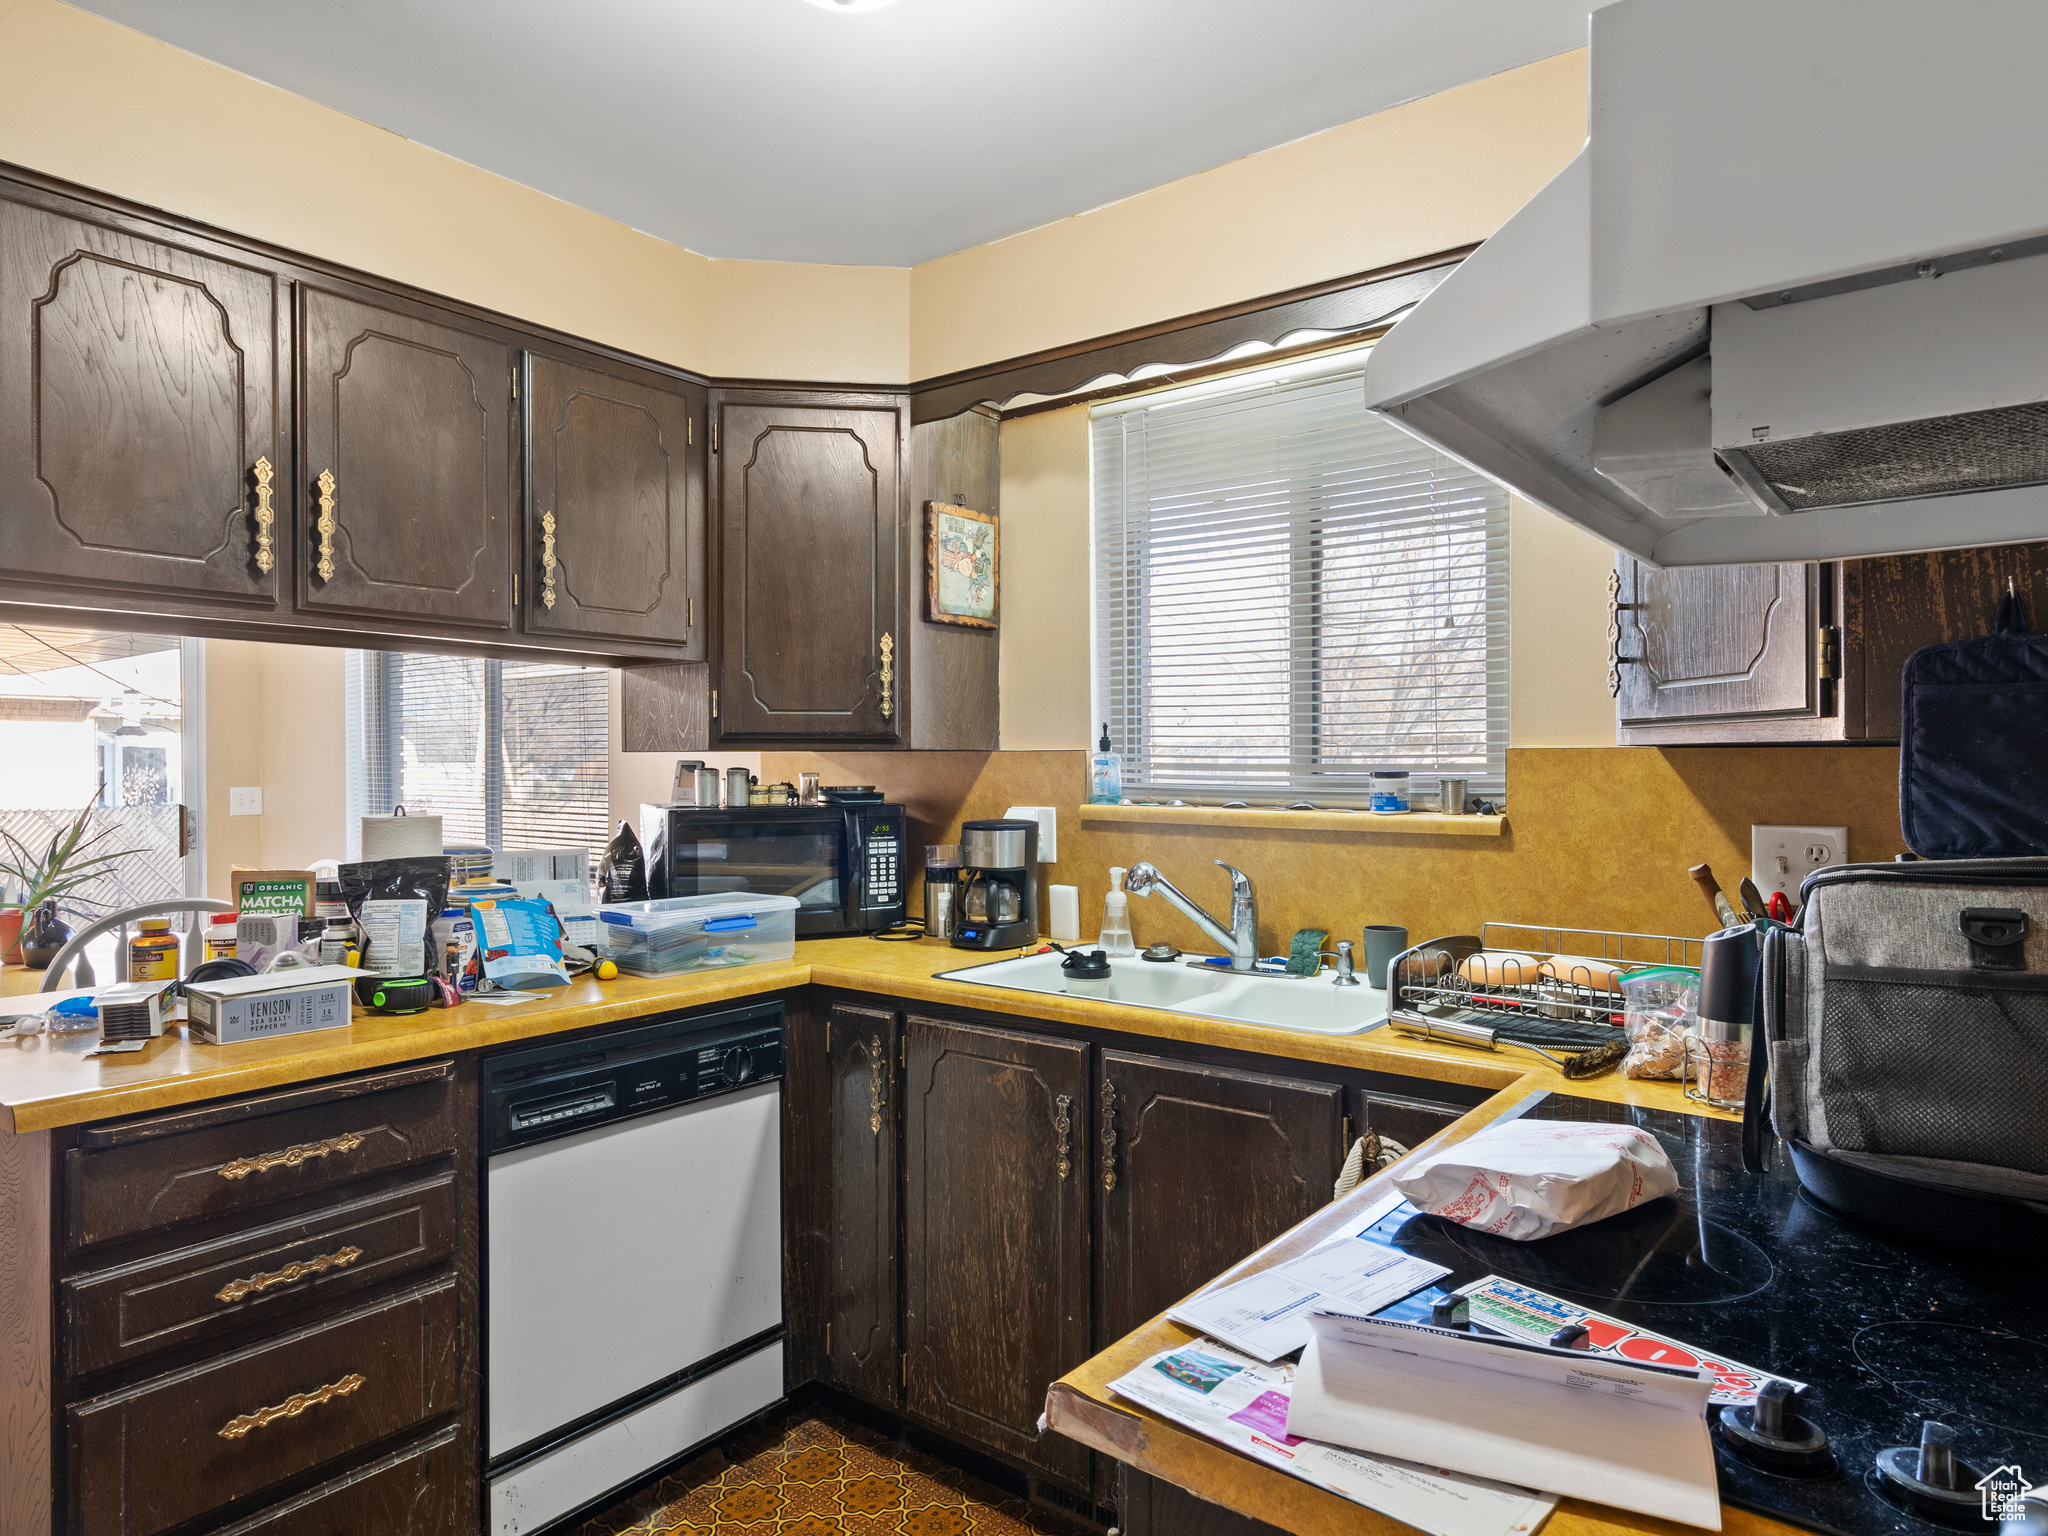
708;262;910;383
200;640;347;894
909;52;1588;379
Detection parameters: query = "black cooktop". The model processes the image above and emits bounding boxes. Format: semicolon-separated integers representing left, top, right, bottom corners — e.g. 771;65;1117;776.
1357;1092;2047;1536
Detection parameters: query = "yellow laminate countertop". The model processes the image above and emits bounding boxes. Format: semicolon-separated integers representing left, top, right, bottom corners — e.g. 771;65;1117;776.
0;938;1725;1134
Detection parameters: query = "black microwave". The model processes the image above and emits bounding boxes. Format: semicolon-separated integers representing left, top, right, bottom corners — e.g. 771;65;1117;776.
639;802;907;937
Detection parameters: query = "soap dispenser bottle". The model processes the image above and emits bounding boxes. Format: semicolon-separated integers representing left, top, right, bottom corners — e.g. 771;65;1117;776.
1088;723;1123;805
1098;867;1138;957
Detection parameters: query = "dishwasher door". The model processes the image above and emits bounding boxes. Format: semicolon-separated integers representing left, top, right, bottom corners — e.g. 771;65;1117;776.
486;1077;782;1461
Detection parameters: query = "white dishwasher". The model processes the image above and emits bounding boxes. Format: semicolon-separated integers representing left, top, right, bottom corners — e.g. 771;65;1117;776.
483;1002;785;1535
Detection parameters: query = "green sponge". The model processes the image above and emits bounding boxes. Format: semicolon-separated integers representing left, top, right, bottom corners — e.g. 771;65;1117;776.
1286;928;1329;976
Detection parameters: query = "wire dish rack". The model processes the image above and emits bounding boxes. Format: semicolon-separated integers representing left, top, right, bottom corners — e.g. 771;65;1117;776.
1388;922;1705;1054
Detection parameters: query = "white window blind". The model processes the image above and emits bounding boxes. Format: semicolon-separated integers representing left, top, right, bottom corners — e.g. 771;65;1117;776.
1092;348;1508;805
346;651;611;857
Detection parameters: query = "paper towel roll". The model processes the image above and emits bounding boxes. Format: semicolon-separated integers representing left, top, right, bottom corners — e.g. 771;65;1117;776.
360;812;444;861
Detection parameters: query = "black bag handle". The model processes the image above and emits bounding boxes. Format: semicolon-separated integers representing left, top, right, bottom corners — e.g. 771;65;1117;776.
1742;923;1785;1173
1995;585;2029;635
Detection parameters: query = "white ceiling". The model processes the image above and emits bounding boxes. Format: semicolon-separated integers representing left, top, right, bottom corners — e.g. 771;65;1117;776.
68;0;1592;266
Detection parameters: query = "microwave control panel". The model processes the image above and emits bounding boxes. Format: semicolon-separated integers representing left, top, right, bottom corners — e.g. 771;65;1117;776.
862;821;903;910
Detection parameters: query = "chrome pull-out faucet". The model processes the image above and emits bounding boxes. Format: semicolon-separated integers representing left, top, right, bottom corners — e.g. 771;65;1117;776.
1124;859;1258;972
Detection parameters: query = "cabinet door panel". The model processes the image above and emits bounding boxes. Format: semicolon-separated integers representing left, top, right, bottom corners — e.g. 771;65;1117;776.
298;285;509;628
1097;1052;1342;1345
903;1015;1088;1484
718;398;900;739
826;1003;899;1404
0;192;280;606
526;353;702;653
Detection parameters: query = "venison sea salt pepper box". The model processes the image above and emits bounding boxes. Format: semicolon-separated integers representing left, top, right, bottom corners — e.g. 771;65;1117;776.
186;965;357;1044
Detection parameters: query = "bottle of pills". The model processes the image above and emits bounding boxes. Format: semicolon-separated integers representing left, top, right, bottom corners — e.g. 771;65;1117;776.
129;917;181;982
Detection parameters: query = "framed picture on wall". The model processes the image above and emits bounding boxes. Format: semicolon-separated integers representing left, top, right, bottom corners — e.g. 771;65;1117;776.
925;501;998;628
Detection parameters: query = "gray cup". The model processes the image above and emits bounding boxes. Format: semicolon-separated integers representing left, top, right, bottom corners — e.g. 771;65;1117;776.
1361;925;1409;990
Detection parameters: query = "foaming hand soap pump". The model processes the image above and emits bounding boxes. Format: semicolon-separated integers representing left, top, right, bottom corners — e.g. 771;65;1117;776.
1089;723;1122;805
1098;866;1137;957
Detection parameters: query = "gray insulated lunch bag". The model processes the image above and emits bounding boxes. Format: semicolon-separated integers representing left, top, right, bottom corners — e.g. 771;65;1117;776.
1747;857;2048;1248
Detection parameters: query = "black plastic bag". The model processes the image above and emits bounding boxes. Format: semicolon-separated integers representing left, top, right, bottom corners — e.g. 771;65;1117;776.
339;855;450;977
600;820;647;903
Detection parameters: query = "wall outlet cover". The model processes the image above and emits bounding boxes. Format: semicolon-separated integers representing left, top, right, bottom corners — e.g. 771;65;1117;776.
1752;824;1847;911
1004;805;1057;862
228;787;263;817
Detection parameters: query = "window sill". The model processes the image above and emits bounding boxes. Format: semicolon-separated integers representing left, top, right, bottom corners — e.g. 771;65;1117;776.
1075;804;1505;837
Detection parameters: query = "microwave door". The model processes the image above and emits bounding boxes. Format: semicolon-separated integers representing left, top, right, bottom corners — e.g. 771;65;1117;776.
666;815;843;915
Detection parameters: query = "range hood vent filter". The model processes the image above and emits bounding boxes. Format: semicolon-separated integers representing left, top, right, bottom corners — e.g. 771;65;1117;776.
1721;400;2048;514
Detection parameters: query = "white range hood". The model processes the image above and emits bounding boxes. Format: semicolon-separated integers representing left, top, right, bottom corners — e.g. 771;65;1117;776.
1363;0;2048;567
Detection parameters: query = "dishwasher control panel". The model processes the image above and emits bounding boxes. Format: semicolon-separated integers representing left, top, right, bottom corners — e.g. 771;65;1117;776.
483;1002;785;1154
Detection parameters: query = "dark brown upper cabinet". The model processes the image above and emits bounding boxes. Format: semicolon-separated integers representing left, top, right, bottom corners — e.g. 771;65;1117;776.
1095;1052;1343;1348
297;284;512;632
1613;558;1839;743
523;352;703;657
0;188;282;612
1614;544;2048;744
714;391;903;742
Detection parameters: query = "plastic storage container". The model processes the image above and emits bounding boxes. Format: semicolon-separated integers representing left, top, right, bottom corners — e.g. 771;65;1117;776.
597;893;799;976
1368;770;1411;813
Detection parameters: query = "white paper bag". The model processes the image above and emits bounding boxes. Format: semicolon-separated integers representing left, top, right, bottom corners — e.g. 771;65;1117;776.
1392;1119;1679;1240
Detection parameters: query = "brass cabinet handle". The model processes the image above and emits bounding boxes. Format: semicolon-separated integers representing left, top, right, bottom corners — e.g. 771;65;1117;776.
218;1130;365;1182
1100;1080;1118;1191
878;633;895;720
218;1373;366;1441
314;470;338;583
1054;1093;1072;1181
868;1034;884;1135
252;457;276;575
540;510;558;610
215;1245;364;1305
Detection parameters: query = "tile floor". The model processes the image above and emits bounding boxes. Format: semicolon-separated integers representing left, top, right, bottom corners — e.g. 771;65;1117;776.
574;1409;1065;1536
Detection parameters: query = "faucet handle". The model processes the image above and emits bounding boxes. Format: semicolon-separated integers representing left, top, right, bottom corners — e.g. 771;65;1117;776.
1213;860;1253;895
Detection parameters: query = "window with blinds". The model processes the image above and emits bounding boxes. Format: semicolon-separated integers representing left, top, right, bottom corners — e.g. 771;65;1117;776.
345;651;611;856
1091;346;1508;805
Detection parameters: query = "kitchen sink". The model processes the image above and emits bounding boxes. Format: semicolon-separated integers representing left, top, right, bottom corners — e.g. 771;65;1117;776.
938;949;1387;1036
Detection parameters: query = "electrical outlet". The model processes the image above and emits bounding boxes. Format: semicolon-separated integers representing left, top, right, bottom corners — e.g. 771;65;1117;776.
228;786;263;817
1752;824;1847;912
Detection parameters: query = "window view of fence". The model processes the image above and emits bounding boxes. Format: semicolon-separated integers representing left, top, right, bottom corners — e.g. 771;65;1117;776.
0;629;189;937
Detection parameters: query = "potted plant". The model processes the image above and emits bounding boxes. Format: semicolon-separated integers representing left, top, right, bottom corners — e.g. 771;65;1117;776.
0;793;140;970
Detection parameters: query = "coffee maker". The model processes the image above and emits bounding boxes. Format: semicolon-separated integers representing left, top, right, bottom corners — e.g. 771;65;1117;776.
950;818;1039;950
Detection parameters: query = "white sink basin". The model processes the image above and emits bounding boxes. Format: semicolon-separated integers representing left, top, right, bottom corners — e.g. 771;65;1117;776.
938;950;1387;1036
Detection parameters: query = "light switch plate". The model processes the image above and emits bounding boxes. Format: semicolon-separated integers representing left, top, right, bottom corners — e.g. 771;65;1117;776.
229;786;263;816
1752;824;1847;911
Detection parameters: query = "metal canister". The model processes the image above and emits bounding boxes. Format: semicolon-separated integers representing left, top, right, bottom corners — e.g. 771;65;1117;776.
726;766;753;808
925;878;956;941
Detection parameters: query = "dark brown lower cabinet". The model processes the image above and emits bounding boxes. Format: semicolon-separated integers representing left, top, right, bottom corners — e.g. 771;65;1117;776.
1118;1465;1290;1536
902;1014;1092;1487
825;1003;900;1405
209;1422;462;1536
1096;1052;1344;1346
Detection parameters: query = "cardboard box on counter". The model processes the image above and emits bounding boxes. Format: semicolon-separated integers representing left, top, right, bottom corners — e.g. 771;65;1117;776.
187;965;356;1044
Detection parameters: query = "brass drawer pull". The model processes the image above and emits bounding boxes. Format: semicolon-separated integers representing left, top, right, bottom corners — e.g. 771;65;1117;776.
540;510;558;610
878;632;894;720
315;469;338;583
218;1372;366;1441
1101;1080;1118;1191
1054;1093;1072;1181
252;457;276;574
216;1245;364;1304
218;1130;365;1181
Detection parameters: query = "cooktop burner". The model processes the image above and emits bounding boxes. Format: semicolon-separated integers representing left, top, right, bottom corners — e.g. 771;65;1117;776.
1354;1093;2048;1536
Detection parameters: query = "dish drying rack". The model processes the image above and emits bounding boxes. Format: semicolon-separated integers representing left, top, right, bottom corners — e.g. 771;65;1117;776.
1388;922;1704;1055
